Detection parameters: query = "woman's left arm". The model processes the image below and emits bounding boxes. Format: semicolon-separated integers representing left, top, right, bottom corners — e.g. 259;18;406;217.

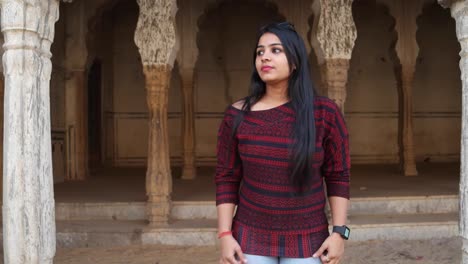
313;197;348;264
314;101;351;264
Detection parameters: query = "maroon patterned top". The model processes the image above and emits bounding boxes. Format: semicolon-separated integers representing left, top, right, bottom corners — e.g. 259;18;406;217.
215;96;350;258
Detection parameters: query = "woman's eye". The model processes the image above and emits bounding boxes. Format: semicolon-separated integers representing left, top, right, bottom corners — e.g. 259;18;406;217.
256;50;264;56
273;48;282;53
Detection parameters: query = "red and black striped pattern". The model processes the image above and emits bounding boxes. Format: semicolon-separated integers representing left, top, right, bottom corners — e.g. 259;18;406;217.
215;96;350;258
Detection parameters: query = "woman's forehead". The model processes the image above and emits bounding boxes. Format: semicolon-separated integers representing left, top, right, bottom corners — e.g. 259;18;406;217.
257;33;282;47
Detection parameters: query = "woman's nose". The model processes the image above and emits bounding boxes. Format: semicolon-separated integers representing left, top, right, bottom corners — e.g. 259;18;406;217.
261;54;271;62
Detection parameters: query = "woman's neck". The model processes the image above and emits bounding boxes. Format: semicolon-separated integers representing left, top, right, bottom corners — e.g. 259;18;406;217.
263;82;289;104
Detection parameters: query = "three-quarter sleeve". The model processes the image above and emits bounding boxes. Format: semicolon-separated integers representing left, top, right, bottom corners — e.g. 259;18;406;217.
322;103;350;199
215;109;243;205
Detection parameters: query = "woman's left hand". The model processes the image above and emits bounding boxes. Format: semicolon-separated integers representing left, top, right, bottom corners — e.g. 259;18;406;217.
313;233;345;264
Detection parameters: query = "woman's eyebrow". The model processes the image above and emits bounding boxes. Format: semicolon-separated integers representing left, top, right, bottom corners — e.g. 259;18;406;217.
256;43;283;48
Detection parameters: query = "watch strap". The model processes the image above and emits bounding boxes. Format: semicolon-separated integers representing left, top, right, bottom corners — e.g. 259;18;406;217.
332;225;350;240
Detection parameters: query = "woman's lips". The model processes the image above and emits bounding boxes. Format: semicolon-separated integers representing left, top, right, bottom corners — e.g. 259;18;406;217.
261;66;273;72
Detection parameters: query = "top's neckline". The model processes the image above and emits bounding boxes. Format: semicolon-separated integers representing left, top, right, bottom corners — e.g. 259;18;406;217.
229;101;291;113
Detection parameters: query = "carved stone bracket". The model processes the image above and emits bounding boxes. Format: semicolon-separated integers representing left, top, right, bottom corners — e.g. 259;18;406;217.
310;0;357;112
1;0;59;262
135;0;178;226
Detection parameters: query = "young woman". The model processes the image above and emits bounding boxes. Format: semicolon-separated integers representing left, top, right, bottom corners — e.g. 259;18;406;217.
215;22;350;264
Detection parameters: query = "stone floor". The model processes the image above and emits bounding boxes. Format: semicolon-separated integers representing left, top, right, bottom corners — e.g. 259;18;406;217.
52;238;462;264
53;163;460;202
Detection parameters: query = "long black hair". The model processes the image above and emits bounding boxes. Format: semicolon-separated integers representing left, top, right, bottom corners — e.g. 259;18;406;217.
233;22;317;189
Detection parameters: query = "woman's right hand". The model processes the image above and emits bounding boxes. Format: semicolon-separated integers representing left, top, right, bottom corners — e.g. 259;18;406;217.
219;235;248;264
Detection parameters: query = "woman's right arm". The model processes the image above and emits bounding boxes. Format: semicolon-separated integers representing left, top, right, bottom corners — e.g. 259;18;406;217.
217;204;247;264
215;109;247;264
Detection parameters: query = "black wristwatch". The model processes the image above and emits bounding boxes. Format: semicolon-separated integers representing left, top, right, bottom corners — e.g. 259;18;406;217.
332;225;350;240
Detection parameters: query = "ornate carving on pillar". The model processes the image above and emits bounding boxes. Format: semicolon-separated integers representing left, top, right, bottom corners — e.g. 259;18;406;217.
440;1;468;261
143;65;173;224
320;59;350;111
310;0;357;112
1;0;59;262
381;0;425;176
135;0;178;226
134;0;178;66
180;68;197;180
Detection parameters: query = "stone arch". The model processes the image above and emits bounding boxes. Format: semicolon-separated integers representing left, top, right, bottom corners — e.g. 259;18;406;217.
347;0;399;164
86;0;153;167
413;1;461;163
195;0;285;106
86;0;123;69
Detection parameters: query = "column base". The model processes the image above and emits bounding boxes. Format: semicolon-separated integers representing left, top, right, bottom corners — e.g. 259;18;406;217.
462;238;468;264
147;195;171;226
181;165;197;180
401;159;418;176
403;166;418;177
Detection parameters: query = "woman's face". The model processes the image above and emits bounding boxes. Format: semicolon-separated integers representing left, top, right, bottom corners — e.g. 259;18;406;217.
255;32;291;86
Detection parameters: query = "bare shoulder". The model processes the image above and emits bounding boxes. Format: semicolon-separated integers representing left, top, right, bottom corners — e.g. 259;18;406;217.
231;100;245;110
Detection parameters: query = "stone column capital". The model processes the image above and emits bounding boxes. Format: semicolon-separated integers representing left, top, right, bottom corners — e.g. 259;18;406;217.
311;0;357;64
134;0;179;67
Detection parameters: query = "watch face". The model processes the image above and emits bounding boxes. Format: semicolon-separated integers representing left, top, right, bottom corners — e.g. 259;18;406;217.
344;228;350;238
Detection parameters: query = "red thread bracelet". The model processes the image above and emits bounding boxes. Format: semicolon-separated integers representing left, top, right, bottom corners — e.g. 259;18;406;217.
218;231;232;239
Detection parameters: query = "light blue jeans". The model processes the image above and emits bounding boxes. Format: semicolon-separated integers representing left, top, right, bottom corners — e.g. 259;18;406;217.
245;254;322;264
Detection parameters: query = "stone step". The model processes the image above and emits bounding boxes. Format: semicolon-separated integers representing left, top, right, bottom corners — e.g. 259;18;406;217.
53;213;458;248
55;202;146;221
54;195;459;221
349;195;458;215
172;195;459;220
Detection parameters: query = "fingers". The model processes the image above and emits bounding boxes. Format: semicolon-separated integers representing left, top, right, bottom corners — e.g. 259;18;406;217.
313;243;328;258
234;246;248;263
220;255;238;264
220;249;246;264
321;254;341;264
320;254;330;263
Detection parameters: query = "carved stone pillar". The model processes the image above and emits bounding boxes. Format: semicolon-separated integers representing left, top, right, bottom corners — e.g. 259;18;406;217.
143;65;173;224
379;0;424;176
310;0;357;112
181;68;197;179
1;0;58;262
64;1;88;180
135;0;179;226
320;59;350;111
439;1;468;262
177;0;200;179
0;74;3;202
65;70;87;180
